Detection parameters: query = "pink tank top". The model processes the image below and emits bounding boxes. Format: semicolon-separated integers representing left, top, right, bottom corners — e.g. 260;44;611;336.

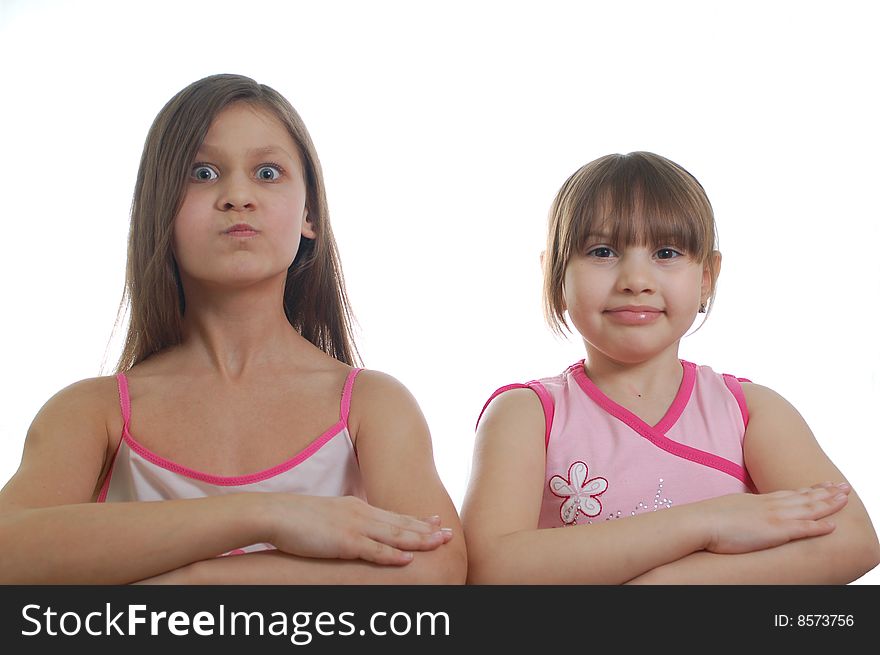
479;360;753;528
97;368;366;554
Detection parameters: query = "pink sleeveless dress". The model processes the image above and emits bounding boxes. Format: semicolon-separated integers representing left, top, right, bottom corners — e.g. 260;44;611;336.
98;368;366;554
478;360;753;528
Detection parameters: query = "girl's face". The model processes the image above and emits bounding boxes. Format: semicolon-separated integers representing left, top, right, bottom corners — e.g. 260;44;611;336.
563;236;717;365
173;102;315;291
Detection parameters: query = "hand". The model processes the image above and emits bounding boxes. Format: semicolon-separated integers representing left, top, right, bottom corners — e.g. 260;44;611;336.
702;482;850;554
264;494;453;565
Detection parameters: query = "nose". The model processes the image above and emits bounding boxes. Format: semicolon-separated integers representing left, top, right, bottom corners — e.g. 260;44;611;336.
616;251;656;295
217;172;255;212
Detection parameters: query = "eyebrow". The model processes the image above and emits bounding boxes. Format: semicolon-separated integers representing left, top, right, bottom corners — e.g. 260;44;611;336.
196;144;296;160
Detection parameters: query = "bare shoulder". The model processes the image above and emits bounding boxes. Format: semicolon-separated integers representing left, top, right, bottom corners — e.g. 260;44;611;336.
2;375;121;509
347;369;423;444
470;386;546;478
740;381;794;412
739;380;813;447
739;381;843;490
350;368;415;403
31;375;121;439
462;386;548;545
740;381;814;446
477;386;545;437
346;369;453;511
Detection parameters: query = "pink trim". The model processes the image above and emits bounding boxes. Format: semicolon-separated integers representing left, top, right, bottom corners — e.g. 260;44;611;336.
529;382;555;448
97;375;132;502
339;367;363;425
653;361;696;434
722;374;750;431
476;382;555;447
109;370;353;487
569;361;748;484
120;421;347;486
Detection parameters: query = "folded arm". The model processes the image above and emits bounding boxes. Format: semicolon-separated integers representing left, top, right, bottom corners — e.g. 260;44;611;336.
1;376;458;584
626;383;880;584
462;388;855;585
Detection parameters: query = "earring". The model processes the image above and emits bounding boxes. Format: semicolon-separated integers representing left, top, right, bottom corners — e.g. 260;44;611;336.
698;302;707;314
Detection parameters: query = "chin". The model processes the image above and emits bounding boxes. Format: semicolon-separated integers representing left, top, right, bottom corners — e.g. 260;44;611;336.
588;341;670;365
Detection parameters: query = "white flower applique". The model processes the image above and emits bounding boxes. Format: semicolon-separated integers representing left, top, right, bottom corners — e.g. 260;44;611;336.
549;461;608;525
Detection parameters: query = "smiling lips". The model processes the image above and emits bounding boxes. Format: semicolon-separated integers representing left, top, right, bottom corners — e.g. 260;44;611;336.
604;306;663;325
223;223;259;237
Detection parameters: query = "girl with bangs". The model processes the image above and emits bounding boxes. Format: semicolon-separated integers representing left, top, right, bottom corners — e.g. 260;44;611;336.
462;152;879;584
0;74;465;584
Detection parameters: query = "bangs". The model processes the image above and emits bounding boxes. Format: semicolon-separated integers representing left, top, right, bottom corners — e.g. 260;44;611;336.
544;151;719;336
565;153;715;262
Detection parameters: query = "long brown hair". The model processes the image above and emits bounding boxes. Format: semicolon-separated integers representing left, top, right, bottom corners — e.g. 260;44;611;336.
116;74;359;370
543;151;719;336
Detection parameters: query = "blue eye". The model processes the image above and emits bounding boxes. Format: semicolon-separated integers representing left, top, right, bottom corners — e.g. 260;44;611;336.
587;246;615;258
655;248;683;260
191;164;218;181
256;164;282;181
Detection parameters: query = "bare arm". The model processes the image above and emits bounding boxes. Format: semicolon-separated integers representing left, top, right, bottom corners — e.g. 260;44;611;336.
150;371;466;584
0;377;452;584
626;383;880;584
0;378;268;583
461;388;852;584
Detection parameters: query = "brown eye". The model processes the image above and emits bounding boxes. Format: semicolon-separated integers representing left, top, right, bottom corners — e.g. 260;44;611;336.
587;246;615;258
655;248;682;260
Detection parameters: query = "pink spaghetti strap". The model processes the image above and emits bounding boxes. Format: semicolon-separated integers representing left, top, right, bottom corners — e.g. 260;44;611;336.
722;373;750;430
476;381;555;448
115;373;132;428
340;368;363;425
100;373;132;503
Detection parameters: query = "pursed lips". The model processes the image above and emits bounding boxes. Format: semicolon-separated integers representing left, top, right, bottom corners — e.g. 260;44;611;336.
223;223;259;236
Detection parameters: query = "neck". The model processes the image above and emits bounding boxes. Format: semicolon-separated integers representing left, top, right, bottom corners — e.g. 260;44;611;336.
582;343;683;400
178;275;308;378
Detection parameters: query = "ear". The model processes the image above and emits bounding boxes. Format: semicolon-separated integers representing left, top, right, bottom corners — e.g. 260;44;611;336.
301;207;317;239
701;250;722;302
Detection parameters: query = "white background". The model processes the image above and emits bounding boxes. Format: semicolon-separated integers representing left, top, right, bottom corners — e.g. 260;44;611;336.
1;0;877;583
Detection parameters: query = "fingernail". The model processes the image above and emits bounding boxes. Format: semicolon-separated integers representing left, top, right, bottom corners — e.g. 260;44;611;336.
424;515;442;524
402;551;414;561
441;527;453;534
834;493;847;501
837;483;851;490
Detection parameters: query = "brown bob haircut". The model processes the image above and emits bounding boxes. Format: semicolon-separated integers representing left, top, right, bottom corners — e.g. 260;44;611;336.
542;151;719;336
116;74;359;370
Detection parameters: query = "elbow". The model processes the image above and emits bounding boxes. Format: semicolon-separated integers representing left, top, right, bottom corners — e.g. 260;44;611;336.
466;561;516;585
465;566;497;585
843;514;880;582
435;548;468;585
426;545;467;585
821;519;880;583
854;532;880;581
464;532;542;584
402;542;467;585
464;546;518;585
